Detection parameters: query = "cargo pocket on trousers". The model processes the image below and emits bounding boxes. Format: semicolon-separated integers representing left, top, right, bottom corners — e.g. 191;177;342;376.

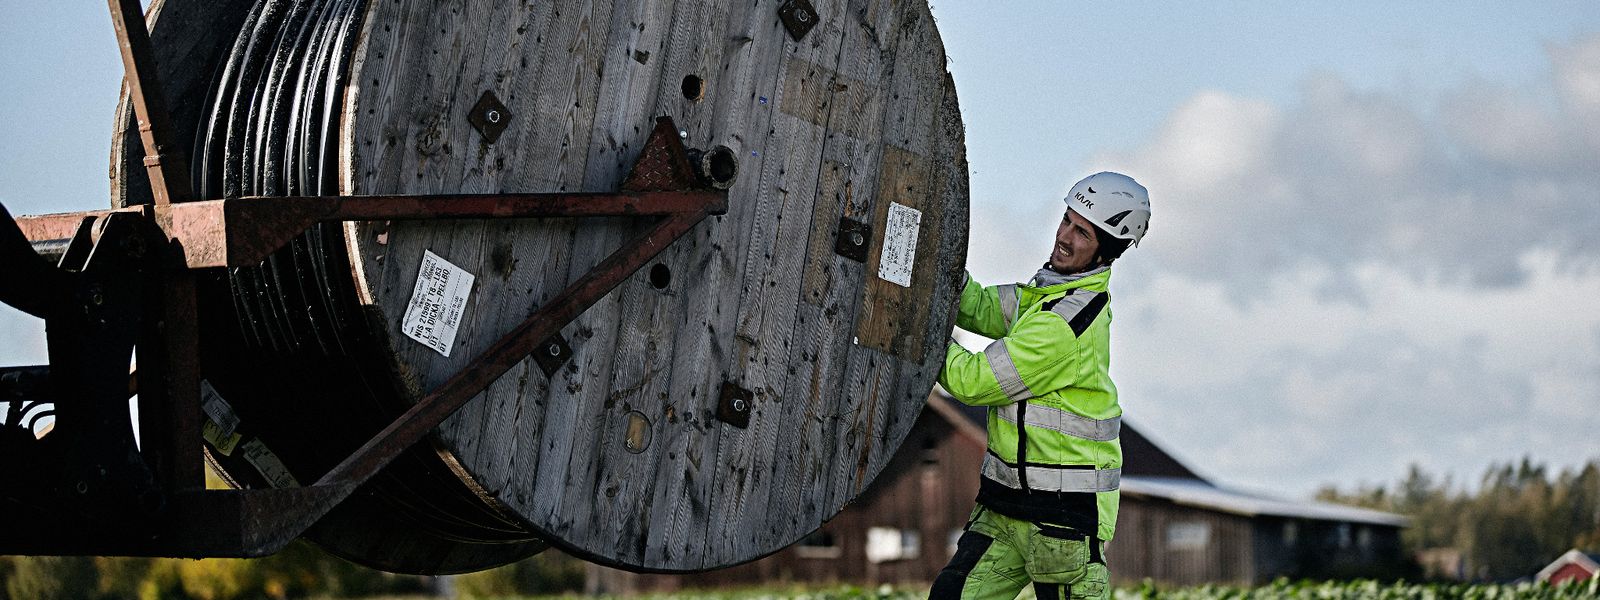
1024;526;1088;583
1069;563;1110;599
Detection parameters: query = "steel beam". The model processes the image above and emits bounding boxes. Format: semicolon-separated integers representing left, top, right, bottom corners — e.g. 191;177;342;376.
106;0;193;205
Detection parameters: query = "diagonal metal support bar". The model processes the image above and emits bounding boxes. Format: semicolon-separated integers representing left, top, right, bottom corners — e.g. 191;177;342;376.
107;0;193;205
0;112;727;558
316;206;712;488
0;199;719;558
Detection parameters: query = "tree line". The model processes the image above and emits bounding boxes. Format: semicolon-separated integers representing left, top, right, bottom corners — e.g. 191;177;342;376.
1317;457;1600;582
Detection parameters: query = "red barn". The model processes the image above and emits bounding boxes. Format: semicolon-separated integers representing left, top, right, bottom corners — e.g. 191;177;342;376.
588;392;1407;591
1536;549;1600;585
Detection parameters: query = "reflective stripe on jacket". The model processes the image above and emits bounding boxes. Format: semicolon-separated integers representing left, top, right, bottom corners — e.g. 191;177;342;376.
938;267;1122;541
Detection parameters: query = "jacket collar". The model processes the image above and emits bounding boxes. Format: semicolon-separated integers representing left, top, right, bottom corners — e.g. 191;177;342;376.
1027;264;1110;291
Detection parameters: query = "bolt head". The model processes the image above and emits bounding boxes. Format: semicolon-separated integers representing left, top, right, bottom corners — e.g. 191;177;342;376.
486;109;502;123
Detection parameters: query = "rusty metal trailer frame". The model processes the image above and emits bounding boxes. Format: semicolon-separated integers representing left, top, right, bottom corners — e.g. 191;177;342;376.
0;0;726;558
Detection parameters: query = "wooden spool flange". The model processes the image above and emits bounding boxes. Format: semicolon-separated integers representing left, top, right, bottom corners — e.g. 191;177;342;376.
113;0;969;573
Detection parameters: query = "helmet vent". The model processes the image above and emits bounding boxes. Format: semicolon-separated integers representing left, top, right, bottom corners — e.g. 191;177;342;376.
1104;210;1132;227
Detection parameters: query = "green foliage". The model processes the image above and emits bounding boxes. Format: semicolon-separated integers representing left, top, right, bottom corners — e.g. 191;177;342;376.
1109;577;1600;599
0;540;429;600
1318;458;1600;581
4;556;97;600
455;551;585;598
568;583;928;600
495;581;1600;600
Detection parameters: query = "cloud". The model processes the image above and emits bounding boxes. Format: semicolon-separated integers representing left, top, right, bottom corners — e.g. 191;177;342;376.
1112;253;1600;496
1093;34;1600;293
1551;35;1600;148
1044;37;1600;495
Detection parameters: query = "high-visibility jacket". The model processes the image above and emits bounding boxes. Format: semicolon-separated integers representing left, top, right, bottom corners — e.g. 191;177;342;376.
938;266;1122;541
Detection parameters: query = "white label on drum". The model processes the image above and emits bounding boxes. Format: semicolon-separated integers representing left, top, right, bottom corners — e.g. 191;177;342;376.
402;250;476;357
198;379;240;439
198;379;243;455
240;438;300;488
877;202;922;288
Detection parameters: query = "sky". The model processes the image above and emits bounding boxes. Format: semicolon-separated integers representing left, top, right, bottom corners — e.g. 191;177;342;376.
2;1;1598;500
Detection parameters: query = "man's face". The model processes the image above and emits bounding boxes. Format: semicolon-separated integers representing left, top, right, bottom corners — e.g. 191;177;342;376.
1049;209;1101;273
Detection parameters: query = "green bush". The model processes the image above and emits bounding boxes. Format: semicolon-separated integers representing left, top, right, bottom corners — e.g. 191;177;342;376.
1109;577;1600;600
4;556;98;600
454;551;585;598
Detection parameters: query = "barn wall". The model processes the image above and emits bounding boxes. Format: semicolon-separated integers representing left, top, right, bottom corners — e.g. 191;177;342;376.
1546;563;1597;585
592;401;1407;592
610;405;986;591
1250;519;1406;582
1107;497;1256;586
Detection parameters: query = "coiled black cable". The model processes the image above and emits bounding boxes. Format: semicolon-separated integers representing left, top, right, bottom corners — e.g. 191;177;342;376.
190;0;543;556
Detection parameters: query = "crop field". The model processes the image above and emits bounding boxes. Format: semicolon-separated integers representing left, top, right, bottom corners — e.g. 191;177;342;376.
483;579;1599;600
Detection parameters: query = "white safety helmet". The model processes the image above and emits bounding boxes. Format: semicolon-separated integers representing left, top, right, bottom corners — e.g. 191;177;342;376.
1063;172;1151;246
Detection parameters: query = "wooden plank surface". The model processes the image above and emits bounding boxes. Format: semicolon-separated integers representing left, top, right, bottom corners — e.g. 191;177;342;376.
107;0;559;574
336;0;967;572
90;0;972;573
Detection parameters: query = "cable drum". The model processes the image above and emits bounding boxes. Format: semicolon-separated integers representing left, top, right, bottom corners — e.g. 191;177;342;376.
113;0;970;574
123;0;549;574
189;0;549;571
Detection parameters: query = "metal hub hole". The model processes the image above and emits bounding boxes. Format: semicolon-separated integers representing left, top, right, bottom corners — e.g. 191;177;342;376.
681;74;705;102
624;411;652;454
649;263;672;290
702;146;739;190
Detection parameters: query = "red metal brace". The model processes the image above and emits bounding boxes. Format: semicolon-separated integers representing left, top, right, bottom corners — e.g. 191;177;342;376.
0;0;728;558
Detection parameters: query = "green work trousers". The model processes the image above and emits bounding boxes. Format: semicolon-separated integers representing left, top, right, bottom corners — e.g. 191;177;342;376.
929;506;1109;600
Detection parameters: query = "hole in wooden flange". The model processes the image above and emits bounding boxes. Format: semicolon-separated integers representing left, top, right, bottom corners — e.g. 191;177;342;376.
681;74;705;101
649;263;672;290
624;410;652;453
699;145;739;190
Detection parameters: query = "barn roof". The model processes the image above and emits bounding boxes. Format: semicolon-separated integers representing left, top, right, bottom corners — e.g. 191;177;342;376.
1120;476;1410;527
1535;549;1600;582
926;391;1409;528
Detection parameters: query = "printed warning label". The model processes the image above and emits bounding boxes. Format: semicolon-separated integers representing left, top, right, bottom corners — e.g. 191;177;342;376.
240;438;300;488
203;421;242;456
876;202;922;288
199;380;239;438
402;250;476;357
199;379;243;455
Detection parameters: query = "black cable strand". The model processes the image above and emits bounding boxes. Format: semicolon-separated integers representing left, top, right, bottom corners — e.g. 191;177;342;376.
194;0;542;547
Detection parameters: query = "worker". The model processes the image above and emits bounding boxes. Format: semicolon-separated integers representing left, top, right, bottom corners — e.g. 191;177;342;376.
929;172;1151;600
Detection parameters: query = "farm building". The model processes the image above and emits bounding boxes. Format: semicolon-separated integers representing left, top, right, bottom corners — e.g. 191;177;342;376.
590;392;1407;590
1535;549;1600;585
